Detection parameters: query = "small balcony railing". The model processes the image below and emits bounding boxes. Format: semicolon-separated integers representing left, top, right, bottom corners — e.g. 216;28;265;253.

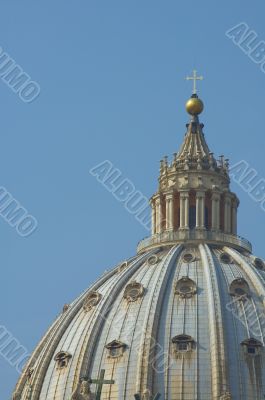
137;229;252;254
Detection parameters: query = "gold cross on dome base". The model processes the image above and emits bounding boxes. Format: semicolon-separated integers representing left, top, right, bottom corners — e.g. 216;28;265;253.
185;69;203;94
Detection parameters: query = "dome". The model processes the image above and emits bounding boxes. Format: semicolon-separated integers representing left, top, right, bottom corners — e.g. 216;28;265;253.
13;92;265;400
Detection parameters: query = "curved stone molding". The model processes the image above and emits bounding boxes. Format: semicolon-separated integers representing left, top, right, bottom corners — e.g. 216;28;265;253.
124;281;144;302
83;291;102;312
175;276;197;298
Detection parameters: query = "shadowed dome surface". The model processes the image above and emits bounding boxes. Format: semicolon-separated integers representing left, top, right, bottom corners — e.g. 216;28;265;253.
13;89;265;400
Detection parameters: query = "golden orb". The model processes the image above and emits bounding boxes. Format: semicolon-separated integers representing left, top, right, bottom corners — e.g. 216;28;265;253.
186;96;204;115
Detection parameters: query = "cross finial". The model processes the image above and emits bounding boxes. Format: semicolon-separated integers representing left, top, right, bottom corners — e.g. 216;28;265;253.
185;69;203;94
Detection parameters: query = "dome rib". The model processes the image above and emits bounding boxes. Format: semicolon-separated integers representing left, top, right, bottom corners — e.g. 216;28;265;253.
199;244;229;398
136;246;181;395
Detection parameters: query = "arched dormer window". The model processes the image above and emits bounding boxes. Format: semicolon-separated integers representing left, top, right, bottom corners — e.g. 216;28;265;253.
220;252;232;264
229;278;250;299
147;254;159;266
241;338;263;356
124;281;144;302
54;351;72;369
175;277;197;298
172;334;195;353
253;257;264;270
83;291;102;312
105;340;127;358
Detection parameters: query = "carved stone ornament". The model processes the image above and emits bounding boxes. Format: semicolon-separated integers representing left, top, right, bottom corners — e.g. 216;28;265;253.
175;276;197;298
253;257;264;270
229;278;250;299
71;378;95;400
134;390;161;400
220;392;232;400
172;334;196;354
147;254;159;265
142;389;152;400
12;392;22;400
83;291;102;312
54;351;72;369
241;338;263;357
63;304;70;313
124;281;144;302
105;340;127;358
118;261;128;273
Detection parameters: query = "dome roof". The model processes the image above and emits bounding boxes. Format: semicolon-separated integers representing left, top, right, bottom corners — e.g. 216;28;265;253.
13;88;265;400
13;245;265;399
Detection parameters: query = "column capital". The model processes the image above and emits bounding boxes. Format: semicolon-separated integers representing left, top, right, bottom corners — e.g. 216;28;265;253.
224;191;234;200
225;197;232;206
165;191;174;199
179;191;189;199
212;191;221;200
196;190;206;199
150;200;156;209
155;197;162;205
231;194;240;207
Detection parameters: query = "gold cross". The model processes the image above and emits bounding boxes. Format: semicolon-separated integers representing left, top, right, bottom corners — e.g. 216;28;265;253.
185;69;203;94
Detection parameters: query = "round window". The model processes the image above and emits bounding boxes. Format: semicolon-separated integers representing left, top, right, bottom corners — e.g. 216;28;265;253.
182;253;194;263
147;255;158;265
175;277;196;298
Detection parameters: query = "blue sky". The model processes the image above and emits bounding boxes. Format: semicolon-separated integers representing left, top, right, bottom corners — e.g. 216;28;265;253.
1;1;265;397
